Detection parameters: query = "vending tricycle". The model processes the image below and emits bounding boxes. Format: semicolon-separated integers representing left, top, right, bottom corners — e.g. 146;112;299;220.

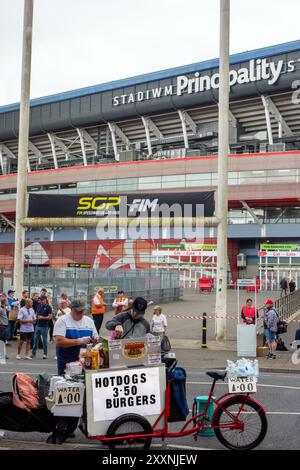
46;335;268;451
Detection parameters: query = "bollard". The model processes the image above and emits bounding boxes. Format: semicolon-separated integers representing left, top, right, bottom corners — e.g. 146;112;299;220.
201;312;207;348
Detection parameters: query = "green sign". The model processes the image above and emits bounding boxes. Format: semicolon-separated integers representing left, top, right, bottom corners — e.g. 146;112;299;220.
95;285;118;294
260;244;300;251
158;244;185;249
185;243;217;250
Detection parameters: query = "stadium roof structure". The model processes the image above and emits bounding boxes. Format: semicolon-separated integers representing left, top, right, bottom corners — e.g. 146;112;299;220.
0;40;299;172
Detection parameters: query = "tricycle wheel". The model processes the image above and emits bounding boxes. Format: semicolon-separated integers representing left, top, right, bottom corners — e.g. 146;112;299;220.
106;413;152;450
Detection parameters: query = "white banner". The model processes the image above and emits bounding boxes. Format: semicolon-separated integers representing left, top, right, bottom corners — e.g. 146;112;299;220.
154;250;217;257
258;251;300;258
237;279;256;287
92;367;161;422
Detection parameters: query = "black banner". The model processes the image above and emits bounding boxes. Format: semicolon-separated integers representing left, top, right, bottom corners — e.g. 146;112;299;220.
28;192;215;218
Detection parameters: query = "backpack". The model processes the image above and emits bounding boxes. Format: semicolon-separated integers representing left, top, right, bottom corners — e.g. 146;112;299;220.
12;373;40;411
276;337;288;351
277;320;288;334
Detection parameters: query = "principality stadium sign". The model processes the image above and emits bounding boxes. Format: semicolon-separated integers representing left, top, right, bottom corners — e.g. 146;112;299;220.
113;57;296;106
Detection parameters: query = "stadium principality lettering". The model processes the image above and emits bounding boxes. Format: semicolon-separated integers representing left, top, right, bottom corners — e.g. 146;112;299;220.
113;57;296;106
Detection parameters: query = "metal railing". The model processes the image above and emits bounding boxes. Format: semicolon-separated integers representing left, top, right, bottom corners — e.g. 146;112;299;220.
257;289;300;333
22;267;182;310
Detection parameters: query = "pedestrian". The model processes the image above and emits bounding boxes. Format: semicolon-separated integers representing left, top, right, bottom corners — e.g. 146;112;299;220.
280;277;288;297
106;297;150;339
56;300;71;318
39;289;54;343
0;298;9;344
289;278;296;293
241;298;259;325
20;290;30;308
91;288;106;334
31;292;40;312
60;292;71;306
7;289;19;341
151;305;167;340
112;290;129;315
31;295;52;359
16;299;36;360
264;299;279;360
31;292;40;349
53;298;99;375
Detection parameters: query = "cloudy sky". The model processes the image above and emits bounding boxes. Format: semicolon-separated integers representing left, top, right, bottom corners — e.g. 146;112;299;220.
1;0;300;105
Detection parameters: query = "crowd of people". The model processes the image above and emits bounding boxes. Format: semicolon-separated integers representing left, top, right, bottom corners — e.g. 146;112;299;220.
0;287;168;370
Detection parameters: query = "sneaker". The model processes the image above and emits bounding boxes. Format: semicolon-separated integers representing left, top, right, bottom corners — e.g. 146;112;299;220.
25;356;32;360
16;355;21;360
43;355;47;359
271;354;277;360
266;352;272;358
30;354;36;359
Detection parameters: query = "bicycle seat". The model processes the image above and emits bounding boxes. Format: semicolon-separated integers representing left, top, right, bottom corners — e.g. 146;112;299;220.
206;371;227;381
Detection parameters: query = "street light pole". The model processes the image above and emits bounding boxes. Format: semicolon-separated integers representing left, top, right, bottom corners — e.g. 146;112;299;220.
13;0;34;298
215;0;230;341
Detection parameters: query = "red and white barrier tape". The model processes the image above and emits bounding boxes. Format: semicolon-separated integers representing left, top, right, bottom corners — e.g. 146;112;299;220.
167;314;300;322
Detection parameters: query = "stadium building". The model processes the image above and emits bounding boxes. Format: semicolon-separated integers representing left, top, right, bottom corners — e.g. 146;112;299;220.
1;40;300;290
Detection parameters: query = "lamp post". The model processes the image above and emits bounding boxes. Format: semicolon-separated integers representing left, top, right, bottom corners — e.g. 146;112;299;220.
13;0;34;298
215;0;230;341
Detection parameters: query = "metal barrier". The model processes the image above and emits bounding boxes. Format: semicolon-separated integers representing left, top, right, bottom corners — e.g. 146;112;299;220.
257;289;300;333
22;267;182;309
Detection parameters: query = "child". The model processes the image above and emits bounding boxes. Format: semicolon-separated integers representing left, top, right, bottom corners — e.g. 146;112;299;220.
151;305;167;340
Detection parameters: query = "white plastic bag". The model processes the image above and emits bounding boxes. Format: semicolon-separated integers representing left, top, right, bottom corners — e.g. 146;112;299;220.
226;358;259;379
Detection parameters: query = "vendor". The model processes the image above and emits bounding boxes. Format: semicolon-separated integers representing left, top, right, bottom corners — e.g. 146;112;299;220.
241;298;259;325
53;298;99;375
106;297;150;338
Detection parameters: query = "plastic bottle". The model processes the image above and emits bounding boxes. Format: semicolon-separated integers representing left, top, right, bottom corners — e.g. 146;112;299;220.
91;348;99;369
84;345;93;369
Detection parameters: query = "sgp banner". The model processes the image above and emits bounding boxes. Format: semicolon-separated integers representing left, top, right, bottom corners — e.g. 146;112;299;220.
28;191;215;218
92;367;162;422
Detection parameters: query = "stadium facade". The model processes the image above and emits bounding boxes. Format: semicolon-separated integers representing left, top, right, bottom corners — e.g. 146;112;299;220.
1;40;300;289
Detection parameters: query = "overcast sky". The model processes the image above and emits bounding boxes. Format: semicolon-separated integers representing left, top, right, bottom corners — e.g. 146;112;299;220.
1;0;300;105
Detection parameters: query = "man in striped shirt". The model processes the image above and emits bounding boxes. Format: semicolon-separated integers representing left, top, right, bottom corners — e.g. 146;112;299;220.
54;298;98;375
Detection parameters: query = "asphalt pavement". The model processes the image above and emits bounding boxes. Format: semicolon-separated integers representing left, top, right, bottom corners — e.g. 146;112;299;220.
1;358;300;450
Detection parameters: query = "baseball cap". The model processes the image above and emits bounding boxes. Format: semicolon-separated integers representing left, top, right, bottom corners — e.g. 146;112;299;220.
8;290;15;295
132;297;148;314
118;290;124;294
265;299;273;305
70;298;86;312
40;295;48;301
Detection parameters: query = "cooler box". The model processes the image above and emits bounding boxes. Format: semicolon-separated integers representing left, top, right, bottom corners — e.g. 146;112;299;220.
193;395;216;436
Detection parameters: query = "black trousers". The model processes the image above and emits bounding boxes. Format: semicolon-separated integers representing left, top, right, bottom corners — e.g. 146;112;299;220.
92;314;104;334
48;319;54;341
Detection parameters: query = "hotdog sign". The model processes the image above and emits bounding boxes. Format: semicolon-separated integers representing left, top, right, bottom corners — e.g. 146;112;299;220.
92;367;162;421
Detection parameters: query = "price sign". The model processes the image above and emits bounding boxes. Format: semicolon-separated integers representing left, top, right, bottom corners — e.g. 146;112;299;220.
55;385;84;406
92;367;161;422
228;376;257;394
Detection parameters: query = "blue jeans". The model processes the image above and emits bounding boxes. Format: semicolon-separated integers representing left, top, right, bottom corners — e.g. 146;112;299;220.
32;326;48;356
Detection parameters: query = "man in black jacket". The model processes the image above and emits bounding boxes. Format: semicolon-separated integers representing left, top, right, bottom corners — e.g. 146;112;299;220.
106;297;150;339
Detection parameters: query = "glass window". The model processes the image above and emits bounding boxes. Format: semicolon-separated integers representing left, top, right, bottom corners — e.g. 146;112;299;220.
139;176;162;190
117;178;138;190
186;173;212;187
162;175;185;188
228;172;239;185
239;170;267;185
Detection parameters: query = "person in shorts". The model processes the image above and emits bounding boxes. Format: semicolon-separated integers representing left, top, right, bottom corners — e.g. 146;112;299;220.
264;299;278;360
16;299;36;360
151;305;168;340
